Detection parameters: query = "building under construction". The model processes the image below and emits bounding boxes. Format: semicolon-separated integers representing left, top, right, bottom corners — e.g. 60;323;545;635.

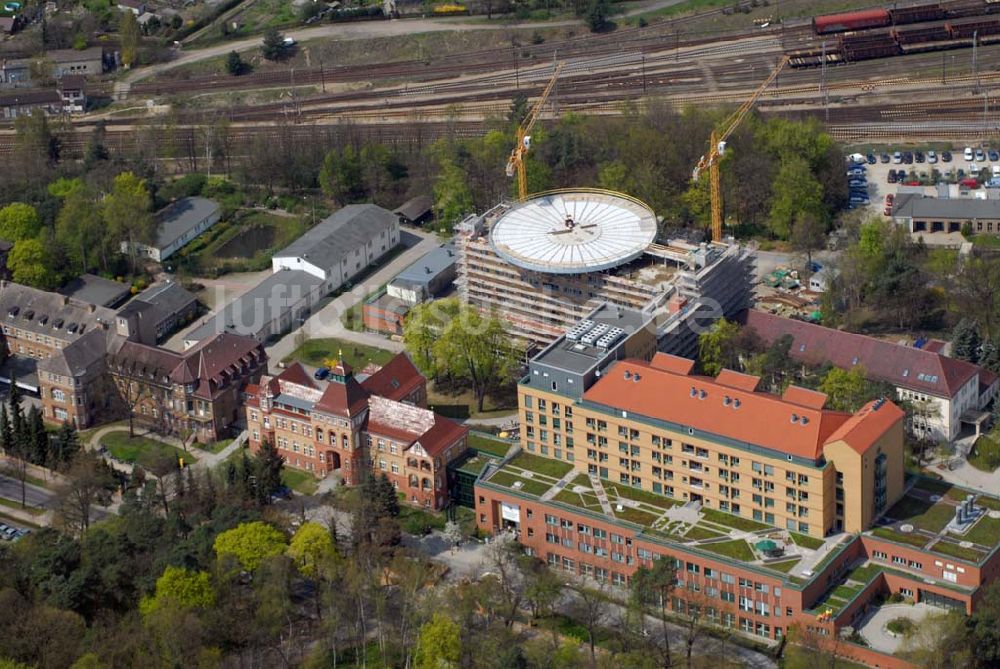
455;189;755;356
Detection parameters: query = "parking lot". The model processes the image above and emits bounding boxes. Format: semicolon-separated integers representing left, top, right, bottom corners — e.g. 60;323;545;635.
848;145;1000;218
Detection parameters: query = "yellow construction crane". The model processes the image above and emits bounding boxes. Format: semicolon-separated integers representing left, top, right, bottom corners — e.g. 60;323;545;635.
506;62;564;201
693;55;788;242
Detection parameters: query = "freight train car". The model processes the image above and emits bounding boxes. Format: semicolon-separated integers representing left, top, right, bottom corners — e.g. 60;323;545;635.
813;8;891;34
890;3;946;24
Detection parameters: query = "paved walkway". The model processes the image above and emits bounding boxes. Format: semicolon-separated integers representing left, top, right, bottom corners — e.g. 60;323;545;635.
86;424;248;472
857;602;938;654
264;229;439;372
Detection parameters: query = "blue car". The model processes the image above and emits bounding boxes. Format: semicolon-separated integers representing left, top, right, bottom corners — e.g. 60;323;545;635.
314;367;330;380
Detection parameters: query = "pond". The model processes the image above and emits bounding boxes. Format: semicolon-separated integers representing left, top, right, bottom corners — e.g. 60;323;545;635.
215;225;277;258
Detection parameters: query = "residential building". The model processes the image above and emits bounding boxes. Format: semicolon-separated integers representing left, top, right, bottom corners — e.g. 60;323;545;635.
122;197;221;262
741;310;999;441
892;193;1000;237
37;328;120;426
58;274;131;308
245;353;466;509
385;243;457;305
186;204;400;348
362;292;409;335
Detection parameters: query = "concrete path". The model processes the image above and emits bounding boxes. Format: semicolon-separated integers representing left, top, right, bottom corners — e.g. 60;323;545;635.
857;602;938;654
589;474;614;516
86;424;247;472
264;228;439;372
540;468;581;502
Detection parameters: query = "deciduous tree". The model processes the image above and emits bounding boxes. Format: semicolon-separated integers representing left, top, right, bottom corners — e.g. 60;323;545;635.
213;521;287;571
8;238;57;289
103;172;154;274
0;203;41;241
414;613;461;669
819;365;869;412
53;452;116;535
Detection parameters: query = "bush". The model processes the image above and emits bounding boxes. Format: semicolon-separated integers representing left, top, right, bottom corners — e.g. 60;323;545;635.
888;592;906;604
886;617;915;636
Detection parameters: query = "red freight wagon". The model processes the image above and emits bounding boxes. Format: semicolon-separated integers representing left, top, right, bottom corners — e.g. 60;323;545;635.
813;8;891;34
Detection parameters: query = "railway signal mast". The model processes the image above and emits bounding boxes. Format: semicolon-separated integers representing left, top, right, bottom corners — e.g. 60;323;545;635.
693;55;789;242
506;62;564;201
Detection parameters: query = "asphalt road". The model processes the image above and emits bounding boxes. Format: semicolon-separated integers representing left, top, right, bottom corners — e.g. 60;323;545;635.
0;474;55;509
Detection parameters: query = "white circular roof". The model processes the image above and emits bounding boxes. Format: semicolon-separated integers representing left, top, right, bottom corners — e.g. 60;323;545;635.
489;191;657;274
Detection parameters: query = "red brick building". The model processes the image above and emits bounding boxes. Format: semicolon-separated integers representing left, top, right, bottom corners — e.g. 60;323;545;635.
246;353;467;509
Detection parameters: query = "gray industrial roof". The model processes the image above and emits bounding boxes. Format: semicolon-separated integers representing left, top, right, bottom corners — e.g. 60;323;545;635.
531;303;651;375
274;204;395;269
59;274;131;308
394;195;433;222
0;281;118;343
185;269;322;343
154;197;220;250
893;193;1000;220
47;47;104;64
135;280;197;316
391;243;456;289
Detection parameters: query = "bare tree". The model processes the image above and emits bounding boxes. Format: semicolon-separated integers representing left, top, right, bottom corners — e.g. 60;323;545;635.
570;584;610;667
53;452;116;535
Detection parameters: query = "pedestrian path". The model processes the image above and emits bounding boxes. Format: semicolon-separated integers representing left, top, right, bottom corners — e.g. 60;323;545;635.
541;468;581;501
589;474;614;516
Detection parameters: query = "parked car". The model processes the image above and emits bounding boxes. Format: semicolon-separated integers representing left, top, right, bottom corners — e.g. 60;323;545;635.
887;171;898;183
903;152;913;164
866;153;877;164
849;178;866;187
885;193;895;205
965;147;974;161
849;194;870;204
893;151;903;164
942;151;952;162
927;150;937;164
313;367;330;380
897;169;908;180
880;153;890;163
962;177;980;188
915;151;925;163
847;168;865;177
977;148;986;162
990;150;999;162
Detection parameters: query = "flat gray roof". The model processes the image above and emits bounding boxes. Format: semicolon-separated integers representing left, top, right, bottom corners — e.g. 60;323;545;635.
135;280;197;316
155;197;220;250
893;193;1000;220
391;243;456;288
275;204;395;269
532;303;651;375
48;47;104;63
185;269;322;342
59;274;131;308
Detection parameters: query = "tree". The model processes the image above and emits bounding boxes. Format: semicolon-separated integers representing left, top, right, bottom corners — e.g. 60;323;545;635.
0;203;41;241
261;27;286;60
569;585;609;667
631;558;677;669
790;211;827;266
25;405;47;466
980;337;1000;374
0;405;10;455
56;187;106;274
287;521;337;579
433;158;474;229
585;0;609;32
319;145;365;204
120;11;140;67
252;439;284;503
768;156;825;239
8;238;57;289
697;318;742;376
103;172;154;274
226;50;246;76
952;318;982;363
443;520;463;550
49;422;80;469
53;452;116;535
139;566;215;616
414;614;461;669
819;365;869;412
213;521;287;571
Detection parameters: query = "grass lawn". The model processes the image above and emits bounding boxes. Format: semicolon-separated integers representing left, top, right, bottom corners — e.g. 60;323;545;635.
846;563;884;585
507;452;573;479
684;525;725;541
398;502;447;535
0;511;42;529
194;438;232;454
615;507;660;527
885;494;954;533
766;559;801;574
467;432;514;458
100;432;196;469
281;468;319;495
931;539;986;563
698;539;755;562
283;337;395;370
871;526;929;549
831;584;862;601
0;496;45;515
604;483;680;510
969;434;1000;472
886;617;916;636
790;532;825;550
427;380;516;420
964;516;1000;547
487;470;552;497
701;508;769;532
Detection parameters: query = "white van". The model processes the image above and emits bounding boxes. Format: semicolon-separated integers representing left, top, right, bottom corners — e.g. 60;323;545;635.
965;147;975;161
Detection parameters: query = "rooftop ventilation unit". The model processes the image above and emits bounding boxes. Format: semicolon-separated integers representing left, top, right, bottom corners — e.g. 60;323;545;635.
690;387;697;397
733;398;741;409
595;327;625;350
624;370;632;380
801;416;809;425
633;373;641;382
791;413;799;423
565;319;595;342
698;389;707;400
580;323;610;345
723;396;731;406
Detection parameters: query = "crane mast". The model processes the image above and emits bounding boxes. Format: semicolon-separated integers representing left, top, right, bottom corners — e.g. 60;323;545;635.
506;62;564;201
694;55;788;241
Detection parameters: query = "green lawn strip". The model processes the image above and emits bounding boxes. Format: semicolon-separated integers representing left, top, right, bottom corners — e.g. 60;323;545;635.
281;468;319;495
963;515;1000;548
885;494;954;533
697;539;755;561
684;525;725;541
604;483;680;511
487;471;552;497
0;511;42;529
701;508;770;532
614;507;660;527
398;503;447;534
931;539;987;563
507;452;573;478
976;495;1000;511
968;435;1000;472
844;563;884;585
100;432;196;468
831;584;862;601
283;337;395;370
913;477;966;502
553;489;583;506
764;558;801;574
467;432;514;458
193;438;231;454
790;532;825;550
870;526;929;548
0;497;45;515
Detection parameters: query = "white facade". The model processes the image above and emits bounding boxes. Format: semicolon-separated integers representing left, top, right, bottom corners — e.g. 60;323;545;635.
899;375;982;442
